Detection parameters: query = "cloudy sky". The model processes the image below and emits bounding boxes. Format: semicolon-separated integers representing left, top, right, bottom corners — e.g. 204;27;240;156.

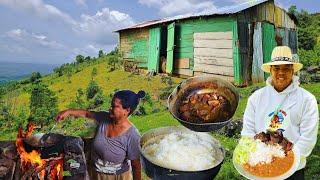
0;0;318;65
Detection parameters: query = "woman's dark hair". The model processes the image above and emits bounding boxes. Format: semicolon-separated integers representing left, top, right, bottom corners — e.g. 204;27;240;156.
113;90;146;114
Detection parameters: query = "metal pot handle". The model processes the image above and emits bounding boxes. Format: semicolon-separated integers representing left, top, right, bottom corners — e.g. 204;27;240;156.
167;80;184;109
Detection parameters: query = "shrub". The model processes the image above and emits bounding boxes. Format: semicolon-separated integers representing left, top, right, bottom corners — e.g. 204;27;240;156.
29;83;58;126
86;80;101;99
30;72;42;83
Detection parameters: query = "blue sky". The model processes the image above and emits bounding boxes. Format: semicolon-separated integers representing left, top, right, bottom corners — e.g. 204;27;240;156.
0;0;318;65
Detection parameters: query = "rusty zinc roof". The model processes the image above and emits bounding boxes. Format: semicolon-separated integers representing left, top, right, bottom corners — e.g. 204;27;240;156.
115;0;268;32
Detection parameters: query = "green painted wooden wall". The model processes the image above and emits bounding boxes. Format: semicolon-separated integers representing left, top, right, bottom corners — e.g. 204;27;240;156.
174;17;242;84
166;22;175;74
175;17;235;68
119;29;149;68
148;27;161;72
262;22;276;79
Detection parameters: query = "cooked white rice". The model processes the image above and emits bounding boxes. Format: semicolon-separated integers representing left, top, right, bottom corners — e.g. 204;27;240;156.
248;140;285;166
142;131;222;171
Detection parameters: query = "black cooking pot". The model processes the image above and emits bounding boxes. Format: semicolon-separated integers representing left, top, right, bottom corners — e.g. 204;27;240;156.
22;133;66;158
168;76;239;132
140;126;225;180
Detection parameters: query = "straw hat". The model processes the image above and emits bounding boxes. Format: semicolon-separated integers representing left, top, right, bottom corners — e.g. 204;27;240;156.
261;46;303;73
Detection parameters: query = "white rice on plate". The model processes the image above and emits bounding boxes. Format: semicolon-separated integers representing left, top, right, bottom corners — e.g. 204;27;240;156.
248;140;285;166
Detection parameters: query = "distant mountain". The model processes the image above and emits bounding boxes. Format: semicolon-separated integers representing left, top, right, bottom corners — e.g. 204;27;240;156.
0;62;59;84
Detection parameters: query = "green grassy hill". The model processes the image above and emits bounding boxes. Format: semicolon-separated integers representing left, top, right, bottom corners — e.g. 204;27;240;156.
0;58;319;179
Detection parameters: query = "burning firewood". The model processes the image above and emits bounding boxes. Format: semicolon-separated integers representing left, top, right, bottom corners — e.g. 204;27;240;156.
15;122;64;180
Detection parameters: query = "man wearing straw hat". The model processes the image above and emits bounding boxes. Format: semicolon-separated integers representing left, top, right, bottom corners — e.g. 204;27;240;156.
241;46;319;179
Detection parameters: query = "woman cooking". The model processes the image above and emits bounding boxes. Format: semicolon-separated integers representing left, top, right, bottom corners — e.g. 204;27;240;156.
56;89;145;180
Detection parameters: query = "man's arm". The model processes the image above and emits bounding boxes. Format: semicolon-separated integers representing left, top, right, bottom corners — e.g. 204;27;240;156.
241;95;257;137
294;97;319;158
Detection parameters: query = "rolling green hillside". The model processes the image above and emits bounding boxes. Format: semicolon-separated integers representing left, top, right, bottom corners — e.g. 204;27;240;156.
0;57;319;179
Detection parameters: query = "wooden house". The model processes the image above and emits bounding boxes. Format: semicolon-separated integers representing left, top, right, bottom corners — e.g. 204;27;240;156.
115;0;297;86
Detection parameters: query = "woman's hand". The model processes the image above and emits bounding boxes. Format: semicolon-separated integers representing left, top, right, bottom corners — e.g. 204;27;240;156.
55;110;70;122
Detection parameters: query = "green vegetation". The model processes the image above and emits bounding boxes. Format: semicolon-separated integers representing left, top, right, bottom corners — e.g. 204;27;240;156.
1;10;320;179
29;82;58;127
289;6;320;66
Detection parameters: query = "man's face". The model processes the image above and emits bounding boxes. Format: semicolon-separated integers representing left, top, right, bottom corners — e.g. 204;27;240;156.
270;64;294;92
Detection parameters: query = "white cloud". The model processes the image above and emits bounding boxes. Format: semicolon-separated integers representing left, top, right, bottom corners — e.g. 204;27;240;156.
0;0;135;63
74;0;87;6
73;0;105;6
138;0;217;16
0;28;72;63
5;29;27;40
0;0;76;25
73;8;135;45
0;0;135;48
4;28;66;49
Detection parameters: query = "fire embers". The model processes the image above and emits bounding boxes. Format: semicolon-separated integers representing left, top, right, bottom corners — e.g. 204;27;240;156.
179;92;231;123
16;122;63;180
254;130;293;154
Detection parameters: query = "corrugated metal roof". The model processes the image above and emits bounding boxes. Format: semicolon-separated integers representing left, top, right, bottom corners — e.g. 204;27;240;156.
115;0;268;32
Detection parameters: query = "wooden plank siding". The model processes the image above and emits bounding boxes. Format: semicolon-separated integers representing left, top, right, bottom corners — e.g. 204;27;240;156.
173;17;236;80
243;1;296;29
252;22;264;83
194;71;234;82
194;48;233;58
262;22;276;79
119;28;149;68
193;31;234;79
194;56;233;67
116;0;297;86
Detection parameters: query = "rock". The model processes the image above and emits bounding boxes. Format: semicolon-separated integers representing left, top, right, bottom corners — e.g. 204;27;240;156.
220;119;243;137
151;108;160;113
307;66;320;73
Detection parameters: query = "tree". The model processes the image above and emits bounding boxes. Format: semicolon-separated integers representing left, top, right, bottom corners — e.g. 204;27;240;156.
86;80;101;99
76;55;85;64
288;5;298;17
98;50;104;58
75;88;85;107
297;10;313;28
53;67;63;77
29;83;58;126
108;47;119;56
298;28;316;50
68;88;86;109
30;72;42;83
107;55;120;71
85;56;91;62
88;91;104;109
65;67;73;83
91;67;98;80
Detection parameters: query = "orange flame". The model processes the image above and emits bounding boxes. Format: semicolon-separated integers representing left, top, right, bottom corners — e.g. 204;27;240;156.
16;122;63;180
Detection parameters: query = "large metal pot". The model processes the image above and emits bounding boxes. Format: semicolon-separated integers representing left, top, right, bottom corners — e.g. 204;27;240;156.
23;133;66;158
140;126;225;180
168;76;239;132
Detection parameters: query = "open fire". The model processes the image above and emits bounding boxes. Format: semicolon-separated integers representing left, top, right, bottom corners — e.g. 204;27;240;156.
15;122;63;180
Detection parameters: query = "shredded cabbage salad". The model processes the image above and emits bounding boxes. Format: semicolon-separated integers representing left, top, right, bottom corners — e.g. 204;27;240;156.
234;137;257;165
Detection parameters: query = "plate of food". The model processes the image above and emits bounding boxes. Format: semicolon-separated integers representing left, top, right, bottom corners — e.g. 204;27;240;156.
233;130;300;180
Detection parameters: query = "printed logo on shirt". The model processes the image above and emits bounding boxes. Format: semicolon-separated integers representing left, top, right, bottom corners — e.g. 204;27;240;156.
95;158;122;174
267;109;287;132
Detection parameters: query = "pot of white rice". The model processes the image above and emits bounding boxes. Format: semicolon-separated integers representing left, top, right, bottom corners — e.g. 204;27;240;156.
140;126;225;180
